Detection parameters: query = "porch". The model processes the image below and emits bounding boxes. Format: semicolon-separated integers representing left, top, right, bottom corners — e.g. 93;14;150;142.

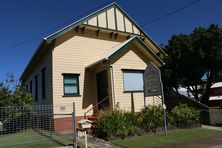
83;66;114;117
83;36;164;117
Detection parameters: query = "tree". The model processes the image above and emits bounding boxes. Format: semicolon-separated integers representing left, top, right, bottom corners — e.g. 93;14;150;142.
0;73;32;133
162;24;222;105
192;24;222;104
0;73;32;107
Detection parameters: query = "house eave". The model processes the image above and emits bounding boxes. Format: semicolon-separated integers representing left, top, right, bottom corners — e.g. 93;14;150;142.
20;2;166;81
86;36;164;69
45;2;166;56
113;3;167;57
85;57;108;69
20;39;47;81
45;2;117;43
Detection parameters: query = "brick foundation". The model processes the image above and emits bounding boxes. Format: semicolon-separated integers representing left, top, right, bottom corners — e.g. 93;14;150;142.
53;115;92;133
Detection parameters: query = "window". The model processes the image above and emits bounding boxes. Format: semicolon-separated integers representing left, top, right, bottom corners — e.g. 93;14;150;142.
35;75;38;101
26;85;28;92
63;74;80;96
29;81;32;93
41;68;46;99
123;70;144;92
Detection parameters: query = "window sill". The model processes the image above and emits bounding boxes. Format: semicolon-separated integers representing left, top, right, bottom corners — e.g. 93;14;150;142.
123;91;144;93
63;95;81;97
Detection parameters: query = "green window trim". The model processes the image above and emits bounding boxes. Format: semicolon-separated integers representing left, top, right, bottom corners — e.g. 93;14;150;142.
26;84;28;92
62;73;80;97
41;68;46;99
35;75;38;101
29;80;32;93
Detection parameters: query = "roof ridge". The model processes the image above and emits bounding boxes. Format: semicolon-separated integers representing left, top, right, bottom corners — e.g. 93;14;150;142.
45;2;117;41
44;2;166;56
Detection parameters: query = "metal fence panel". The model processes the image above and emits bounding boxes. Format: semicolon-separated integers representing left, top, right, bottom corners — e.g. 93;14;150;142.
209;108;222;125
0;104;75;148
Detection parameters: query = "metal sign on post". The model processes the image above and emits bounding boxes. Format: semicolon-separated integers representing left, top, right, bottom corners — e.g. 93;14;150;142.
72;102;77;148
144;62;161;97
144;62;168;136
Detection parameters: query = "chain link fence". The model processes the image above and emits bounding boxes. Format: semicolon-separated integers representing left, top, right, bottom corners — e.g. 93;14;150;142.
0;104;77;148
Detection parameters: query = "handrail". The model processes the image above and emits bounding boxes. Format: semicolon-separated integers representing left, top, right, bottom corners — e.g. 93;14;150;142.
84;96;109;119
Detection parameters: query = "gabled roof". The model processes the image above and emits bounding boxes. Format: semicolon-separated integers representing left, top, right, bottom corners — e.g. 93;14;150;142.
21;2;166;80
45;2;166;56
86;36;164;69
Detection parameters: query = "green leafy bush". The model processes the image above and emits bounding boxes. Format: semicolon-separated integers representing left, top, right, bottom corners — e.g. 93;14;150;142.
94;108;138;139
167;113;176;127
124;112;138;135
94;103;200;139
171;103;200;123
138;105;164;132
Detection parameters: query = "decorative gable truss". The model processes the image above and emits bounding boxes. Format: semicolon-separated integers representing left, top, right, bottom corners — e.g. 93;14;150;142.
83;5;142;35
45;2;166;57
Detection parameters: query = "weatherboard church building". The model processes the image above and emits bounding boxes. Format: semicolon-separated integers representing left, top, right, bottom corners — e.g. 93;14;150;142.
20;2;165;132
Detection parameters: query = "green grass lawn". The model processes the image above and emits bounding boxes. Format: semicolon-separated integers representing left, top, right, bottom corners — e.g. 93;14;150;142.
0;129;84;148
113;128;222;148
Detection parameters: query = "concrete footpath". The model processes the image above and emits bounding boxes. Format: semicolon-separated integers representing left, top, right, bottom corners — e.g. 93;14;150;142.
202;125;222;131
77;134;121;148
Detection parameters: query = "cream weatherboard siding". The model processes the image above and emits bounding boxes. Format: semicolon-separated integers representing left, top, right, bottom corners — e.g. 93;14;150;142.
107;8;115;30
23;48;53;105
22;30;162;116
111;44;161;112
20;3;165;133
116;8;125;32
52;30;125;117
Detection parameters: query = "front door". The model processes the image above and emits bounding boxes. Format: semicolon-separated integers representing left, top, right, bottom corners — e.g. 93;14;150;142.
96;70;109;110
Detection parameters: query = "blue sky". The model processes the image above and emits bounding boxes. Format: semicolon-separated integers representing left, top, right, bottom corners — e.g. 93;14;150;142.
0;0;221;81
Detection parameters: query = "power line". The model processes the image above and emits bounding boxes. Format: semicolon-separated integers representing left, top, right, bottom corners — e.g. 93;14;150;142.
140;0;201;27
0;0;113;54
0;0;201;54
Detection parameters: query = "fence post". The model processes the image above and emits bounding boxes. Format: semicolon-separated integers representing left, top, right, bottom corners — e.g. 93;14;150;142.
72;102;77;148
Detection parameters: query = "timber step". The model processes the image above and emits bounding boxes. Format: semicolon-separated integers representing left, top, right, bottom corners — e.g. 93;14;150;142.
87;116;98;122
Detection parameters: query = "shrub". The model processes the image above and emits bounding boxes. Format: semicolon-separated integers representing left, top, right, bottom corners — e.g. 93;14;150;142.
171;103;200;123
166;112;176;127
124;112;138;135
94;110;114;139
94;108;138;139
94;104;200;139
138;105;164;132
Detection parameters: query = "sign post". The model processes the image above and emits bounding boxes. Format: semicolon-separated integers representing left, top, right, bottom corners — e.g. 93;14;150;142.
144;62;167;136
160;73;168;136
72;102;77;148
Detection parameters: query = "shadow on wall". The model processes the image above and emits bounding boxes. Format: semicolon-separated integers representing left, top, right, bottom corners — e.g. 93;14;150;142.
82;69;97;114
